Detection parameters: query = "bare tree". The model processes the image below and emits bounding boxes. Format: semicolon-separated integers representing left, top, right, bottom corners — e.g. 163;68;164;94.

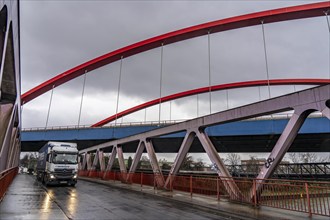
225;153;241;166
299;153;325;163
288;153;300;163
289;152;325;163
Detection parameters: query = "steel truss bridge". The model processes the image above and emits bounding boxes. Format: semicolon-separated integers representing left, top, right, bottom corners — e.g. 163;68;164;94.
2;1;330;218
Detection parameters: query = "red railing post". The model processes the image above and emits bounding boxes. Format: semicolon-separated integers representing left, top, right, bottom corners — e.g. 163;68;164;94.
170;174;173;192
253;179;257;207
217;177;220;201
153;174;156;192
190;175;193;198
305;182;312;217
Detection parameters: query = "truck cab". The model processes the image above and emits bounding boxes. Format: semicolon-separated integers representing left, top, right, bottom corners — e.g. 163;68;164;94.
37;142;78;186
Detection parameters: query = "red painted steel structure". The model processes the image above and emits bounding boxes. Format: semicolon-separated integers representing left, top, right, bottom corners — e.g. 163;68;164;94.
0;167;18;202
92;78;330;127
21;1;330;104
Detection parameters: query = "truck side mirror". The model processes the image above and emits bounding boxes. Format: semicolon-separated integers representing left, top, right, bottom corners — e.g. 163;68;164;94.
46;154;51;162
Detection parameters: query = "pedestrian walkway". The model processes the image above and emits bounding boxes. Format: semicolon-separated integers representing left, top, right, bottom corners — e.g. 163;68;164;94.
79;176;329;220
1;174;329;220
0;174;68;219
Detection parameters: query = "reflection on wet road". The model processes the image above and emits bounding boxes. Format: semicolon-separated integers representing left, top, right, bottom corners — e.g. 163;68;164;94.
0;174;228;219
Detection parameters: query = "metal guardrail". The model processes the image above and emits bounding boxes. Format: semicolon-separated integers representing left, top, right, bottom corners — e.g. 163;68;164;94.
0;167;18;202
227;163;330;180
21;113;325;132
79;170;330;217
21;119;185;132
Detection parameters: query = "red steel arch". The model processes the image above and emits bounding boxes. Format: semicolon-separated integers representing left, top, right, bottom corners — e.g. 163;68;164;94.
92;78;330;127
21;1;330;104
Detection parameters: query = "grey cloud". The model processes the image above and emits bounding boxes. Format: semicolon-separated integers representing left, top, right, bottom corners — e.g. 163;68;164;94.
21;1;325;128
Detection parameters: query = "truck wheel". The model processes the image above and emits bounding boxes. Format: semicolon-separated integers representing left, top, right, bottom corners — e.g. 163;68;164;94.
70;183;76;187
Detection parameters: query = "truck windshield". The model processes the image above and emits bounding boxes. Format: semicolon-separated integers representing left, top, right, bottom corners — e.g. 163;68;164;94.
52;153;78;164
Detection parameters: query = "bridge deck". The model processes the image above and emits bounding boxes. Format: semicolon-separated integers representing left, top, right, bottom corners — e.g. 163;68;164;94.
1;174;328;220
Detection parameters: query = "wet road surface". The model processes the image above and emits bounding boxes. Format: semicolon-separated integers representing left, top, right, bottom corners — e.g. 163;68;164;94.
0;174;232;220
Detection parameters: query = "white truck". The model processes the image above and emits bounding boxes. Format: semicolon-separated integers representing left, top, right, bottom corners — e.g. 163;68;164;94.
36;141;78;186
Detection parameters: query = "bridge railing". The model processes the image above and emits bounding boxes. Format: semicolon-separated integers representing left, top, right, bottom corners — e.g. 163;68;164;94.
21;119;185;132
0;167;18;202
256;179;330;217
22;112;325;132
79;170;330;217
227;163;330;179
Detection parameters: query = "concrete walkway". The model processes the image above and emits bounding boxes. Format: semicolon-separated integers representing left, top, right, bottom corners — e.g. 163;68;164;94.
79;176;330;220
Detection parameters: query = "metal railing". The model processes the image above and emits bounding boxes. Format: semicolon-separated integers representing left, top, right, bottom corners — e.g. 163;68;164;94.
0;167;18;202
22;112;325;132
79;170;330;217
227;163;330;180
22;119;185;132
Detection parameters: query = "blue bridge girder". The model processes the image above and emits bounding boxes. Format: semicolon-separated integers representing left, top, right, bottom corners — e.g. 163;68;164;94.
21;117;330;153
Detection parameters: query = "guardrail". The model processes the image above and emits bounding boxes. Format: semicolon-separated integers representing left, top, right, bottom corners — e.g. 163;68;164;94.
21;119;185;132
0;167;18;202
79;170;330;217
227;163;330;179
22;112;325;132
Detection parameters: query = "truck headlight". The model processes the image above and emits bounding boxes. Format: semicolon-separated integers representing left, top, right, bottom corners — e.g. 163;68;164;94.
49;174;55;179
73;174;77;179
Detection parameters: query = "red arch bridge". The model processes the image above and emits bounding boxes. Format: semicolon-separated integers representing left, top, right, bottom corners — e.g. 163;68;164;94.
2;1;330;218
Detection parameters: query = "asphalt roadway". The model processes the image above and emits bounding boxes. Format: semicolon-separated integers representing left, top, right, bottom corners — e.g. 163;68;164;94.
0;174;240;220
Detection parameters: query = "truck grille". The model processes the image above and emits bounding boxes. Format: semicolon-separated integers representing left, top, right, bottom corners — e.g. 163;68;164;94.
54;168;74;177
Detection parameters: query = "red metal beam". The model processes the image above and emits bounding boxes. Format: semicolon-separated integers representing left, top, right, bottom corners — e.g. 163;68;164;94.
21;1;330;104
91;78;330;127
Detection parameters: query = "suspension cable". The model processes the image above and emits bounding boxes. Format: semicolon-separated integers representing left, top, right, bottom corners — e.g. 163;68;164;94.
78;70;87;127
325;11;330;80
169;101;172;121
325;11;330;131
226;90;229;109
261;20;274;135
208;30;212;114
159;43;164;125
197;94;199;117
261;21;271;99
115;56;123;128
45;85;55;129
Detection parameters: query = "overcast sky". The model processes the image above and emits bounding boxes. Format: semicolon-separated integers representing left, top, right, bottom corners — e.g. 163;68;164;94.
20;0;328;129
